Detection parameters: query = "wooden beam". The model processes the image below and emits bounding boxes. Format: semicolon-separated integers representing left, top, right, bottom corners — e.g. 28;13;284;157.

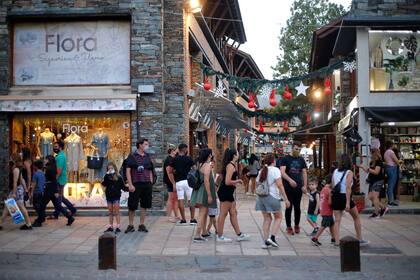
235;58;246;75
213;8;228;36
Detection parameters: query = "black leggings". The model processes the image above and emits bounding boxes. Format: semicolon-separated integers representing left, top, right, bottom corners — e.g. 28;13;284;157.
285;188;303;228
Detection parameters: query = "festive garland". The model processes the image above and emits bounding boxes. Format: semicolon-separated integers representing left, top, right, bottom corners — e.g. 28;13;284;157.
233;101;311;121
193;52;356;92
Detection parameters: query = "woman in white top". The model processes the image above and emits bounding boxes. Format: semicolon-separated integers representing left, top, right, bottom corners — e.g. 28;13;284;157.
331;154;368;246
256;153;290;249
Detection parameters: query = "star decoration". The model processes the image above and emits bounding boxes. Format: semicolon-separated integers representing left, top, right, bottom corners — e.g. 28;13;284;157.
259;84;272;100
343;60;356;73
295;81;309;96
214;80;225;98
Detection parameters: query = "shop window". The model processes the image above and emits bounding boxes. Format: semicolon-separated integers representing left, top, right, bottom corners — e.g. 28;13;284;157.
369;31;420;92
12;113;131;207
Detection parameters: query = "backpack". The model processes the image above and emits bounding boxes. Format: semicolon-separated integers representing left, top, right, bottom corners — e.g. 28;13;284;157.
332;170;347;197
256;173;270;197
187;164;202;190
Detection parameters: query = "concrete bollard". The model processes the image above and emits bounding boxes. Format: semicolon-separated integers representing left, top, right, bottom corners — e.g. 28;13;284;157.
340;235;360;272
98;232;116;270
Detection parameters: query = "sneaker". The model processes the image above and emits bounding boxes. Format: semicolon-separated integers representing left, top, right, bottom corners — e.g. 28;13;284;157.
246;192;252;196
261;242;269;249
217;236;232;242
310;228;319;236
66;216;75;226
190;219;198;225
331;238;336;244
359;240;369;247
32;222;42;227
124;225;135;233
311;237;322;246
138;224;149;233
294;225;300;234
390;202;399;206
20;224;33;230
193;236;207;243
380;207;389;217
71;209;77;216
286;227;294;235
176;220;188;226
369;213;378;219
266;238;279;248
394;200;400;206
104;227;113;233
237;233;251;242
201;233;212;238
115;228;121;234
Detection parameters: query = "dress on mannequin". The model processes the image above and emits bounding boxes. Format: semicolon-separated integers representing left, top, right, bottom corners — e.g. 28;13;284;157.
91;129;109;179
39;128;56;157
65;132;84;172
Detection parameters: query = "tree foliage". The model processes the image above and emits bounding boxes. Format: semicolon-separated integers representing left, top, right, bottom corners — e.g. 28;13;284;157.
272;0;346;78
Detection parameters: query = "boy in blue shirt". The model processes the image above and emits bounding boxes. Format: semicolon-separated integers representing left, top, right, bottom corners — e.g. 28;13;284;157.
31;160;45;227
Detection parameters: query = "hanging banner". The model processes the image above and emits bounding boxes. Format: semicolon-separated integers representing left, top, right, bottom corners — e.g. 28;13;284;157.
13;21;130;85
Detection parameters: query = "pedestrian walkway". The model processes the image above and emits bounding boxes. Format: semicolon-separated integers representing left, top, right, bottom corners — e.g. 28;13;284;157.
1;192;419;257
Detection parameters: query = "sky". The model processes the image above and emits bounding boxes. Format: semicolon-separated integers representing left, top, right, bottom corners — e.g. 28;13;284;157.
238;0;353;79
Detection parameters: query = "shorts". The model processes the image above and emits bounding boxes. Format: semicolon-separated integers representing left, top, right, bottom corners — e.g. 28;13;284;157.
369;181;384;193
331;194;356;211
106;198;120;204
255;195;281;213
166;183;174;193
307;213;318;223
217;186;235;202
249;174;258;178
321;216;334;228
9;185;25;202
128;182;153;211
176;180;193;201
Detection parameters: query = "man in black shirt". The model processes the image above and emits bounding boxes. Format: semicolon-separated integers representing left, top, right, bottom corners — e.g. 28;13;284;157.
169;143;196;225
163;147;180;222
280;141;308;235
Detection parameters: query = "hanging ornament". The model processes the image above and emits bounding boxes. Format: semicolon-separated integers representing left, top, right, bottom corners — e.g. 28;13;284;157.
306;112;312;124
283;121;289;131
214;79;225;98
296;81;309;96
259;119;264;133
283;85;292;100
269;89;277;107
203;77;212;91
248;93;256;109
343;60;356;73
324;77;332;95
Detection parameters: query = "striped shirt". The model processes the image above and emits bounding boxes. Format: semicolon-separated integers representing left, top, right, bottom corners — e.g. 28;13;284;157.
130;152;152;183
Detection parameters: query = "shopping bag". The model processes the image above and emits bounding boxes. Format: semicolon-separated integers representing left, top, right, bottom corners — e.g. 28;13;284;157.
5;198;24;224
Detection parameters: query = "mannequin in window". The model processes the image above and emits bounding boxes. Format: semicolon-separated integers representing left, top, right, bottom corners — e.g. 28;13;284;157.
64;131;84;182
39;128;56;158
91;128;109;179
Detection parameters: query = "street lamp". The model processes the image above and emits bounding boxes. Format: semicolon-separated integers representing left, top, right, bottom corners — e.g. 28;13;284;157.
190;0;202;13
314;112;320;119
314;90;322;99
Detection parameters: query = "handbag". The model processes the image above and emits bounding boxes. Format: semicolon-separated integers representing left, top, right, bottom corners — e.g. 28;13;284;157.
87;155;104;169
256;178;270;197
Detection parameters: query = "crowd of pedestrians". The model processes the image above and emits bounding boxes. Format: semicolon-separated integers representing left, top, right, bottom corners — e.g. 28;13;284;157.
7;137;411;250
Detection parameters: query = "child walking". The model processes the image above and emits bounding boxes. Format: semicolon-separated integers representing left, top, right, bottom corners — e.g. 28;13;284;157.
102;162;127;234
311;175;336;246
31;160;46;227
306;179;320;236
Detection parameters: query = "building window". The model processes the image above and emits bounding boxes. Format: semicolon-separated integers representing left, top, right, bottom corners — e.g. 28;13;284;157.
369;31;420;92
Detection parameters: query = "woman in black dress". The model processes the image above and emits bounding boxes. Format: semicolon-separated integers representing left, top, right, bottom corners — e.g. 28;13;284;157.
216;148;250;242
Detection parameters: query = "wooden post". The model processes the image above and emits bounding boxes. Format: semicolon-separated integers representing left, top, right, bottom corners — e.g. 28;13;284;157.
340;235;360;272
98;233;116;270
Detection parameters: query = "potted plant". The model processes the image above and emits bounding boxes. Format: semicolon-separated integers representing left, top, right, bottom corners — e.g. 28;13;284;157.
384;55;409;89
404;35;417;72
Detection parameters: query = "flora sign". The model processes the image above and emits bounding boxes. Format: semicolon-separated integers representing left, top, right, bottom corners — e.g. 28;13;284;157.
13;21;130;85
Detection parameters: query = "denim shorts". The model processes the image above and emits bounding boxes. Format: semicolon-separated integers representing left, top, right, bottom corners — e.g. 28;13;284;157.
256;195;281;212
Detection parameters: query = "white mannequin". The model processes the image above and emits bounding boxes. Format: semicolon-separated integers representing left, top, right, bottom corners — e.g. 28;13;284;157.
39;128;56;157
65;131;84;182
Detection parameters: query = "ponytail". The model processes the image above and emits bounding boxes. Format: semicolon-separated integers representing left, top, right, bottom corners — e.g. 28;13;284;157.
259;153;274;182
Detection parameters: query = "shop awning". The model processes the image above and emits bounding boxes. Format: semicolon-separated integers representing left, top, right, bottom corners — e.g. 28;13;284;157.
365;107;420;122
293;123;334;136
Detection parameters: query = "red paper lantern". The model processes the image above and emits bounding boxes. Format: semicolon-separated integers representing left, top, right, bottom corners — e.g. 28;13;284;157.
259;119;264;133
248;93;256;109
283;121;289;131
324;77;332;95
306;112;312;124
269;89;277;107
203;77;212;91
283;85;292;100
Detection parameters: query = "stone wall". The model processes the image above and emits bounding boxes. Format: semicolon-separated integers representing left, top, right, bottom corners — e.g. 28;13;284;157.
0;114;9;206
351;0;420;16
0;0;190;210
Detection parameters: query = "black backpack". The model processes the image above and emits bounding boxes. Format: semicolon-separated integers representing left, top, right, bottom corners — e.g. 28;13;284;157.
187;164;202;190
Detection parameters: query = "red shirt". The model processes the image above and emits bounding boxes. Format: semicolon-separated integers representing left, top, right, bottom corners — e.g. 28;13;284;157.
320;187;333;216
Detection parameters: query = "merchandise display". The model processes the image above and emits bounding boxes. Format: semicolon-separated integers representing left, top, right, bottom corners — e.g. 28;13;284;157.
11;113;131;207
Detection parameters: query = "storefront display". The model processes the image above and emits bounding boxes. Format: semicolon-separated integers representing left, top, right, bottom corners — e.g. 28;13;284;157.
12;113;131;207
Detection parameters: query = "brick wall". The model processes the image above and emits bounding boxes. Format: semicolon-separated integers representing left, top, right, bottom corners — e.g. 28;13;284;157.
0;114;9;205
351;0;420;16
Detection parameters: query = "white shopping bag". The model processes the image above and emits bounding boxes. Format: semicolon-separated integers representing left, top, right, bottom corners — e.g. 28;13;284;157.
5;198;24;224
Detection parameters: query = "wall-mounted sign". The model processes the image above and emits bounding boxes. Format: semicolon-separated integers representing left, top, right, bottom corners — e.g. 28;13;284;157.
13;21;130;85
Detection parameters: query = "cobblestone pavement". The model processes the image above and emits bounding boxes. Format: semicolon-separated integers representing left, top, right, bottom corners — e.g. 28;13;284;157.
0;193;419;279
